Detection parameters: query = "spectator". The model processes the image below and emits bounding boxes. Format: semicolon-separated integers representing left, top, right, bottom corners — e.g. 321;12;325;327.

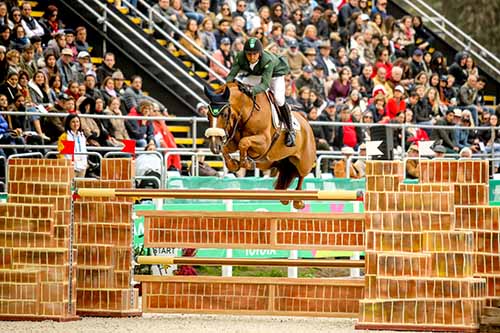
359;64;374;98
318;101;337;147
48;73;62;102
123;75;145;112
334;146;362;178
20;2;44;38
328;67;351;102
57;114;88;177
179;19;207;64
102;96;129;141
304;6;328;39
0;2;13;29
430;109;459;153
28;70;53;108
0;71;19;104
65;80;81;101
74;26;89;53
458;74;479;125
111;70;127;97
454;113;472;150
215;4;231;27
283;39;308;78
406;144;419;179
448;52;468;87
19;44;37;78
295;65;322;93
301;25;318;52
459;147;472;159
39;5;64;43
195;102;208;117
63;29;77;58
433;145;446;159
125;100;156;149
0;96;26;157
368;93;388;123
150;102;182;171
412;16;433;51
83;74;103;101
289;8;306;38
78;96;109;148
44;32;66;59
209;37;232;82
372;66;392;98
100;76;117;106
196;0;215;23
199;17;217;52
339;0;361;27
0;26;10;49
74;50;95;83
371;0;388;19
9;24;29;51
333;104;361;150
465;56;478;78
151;0;178;38
270;3;286;26
57;48;77;89
91;52;114;84
41;53;59;79
226;16;246;44
44;93;71;143
11;7;22;27
214;18;231;48
386;85;406;119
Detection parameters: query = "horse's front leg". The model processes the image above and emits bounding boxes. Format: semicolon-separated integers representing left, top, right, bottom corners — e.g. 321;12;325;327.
293;176;305;210
238;135;267;170
222;145;240;172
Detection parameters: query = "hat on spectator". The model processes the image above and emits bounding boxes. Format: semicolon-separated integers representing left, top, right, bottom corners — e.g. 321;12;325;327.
453;109;462;117
372;84;386;96
0;46;5;53
327;101;336;108
303;65;313;73
413;48;424;56
77;51;90;59
64;29;75;35
314;63;323;70
313;6;324;12
220;37;231;45
360;13;370;21
433;145;446;154
58;93;71;101
111;71;125;80
408;144;419;152
304;48;316;55
341;146;355;155
440;75;448;81
394;85;405;93
319;40;331;48
61;48;73;56
288;39;298;48
358;143;366;151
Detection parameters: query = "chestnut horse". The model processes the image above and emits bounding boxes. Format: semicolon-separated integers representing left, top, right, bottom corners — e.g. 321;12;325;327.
204;82;316;209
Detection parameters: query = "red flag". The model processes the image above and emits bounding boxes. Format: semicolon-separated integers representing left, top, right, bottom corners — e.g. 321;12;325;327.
60;140;75;155
121;139;136;154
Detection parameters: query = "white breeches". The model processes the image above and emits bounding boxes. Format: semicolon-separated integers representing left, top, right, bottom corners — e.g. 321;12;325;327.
237;75;286;106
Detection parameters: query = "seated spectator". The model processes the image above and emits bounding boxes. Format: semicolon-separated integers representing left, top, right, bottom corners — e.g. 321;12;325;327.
458;74;479;125
368;93;389;123
0;26;11;50
83;74;103;101
433;145;446;159
74;26;90;53
333;146;362;179
11;7;22;27
0;72;19;104
20;2;44;38
125;100;156;149
406;144;419;179
28;70;53;108
430;109;459;153
199;17;217;52
17;70;30;102
208;37;232;82
328;67;351;102
150;102;182;171
49;73;62;102
58;48;77;89
179;19;207;65
57;114;88;177
448;52;468;87
77;96;109;148
283;39;309;78
372;66;393;98
392;15;415;57
0;2;13;30
102;96;129;141
214;18;230;48
19;45;37;78
295;65;322;94
44;32;66;59
214;4;231;28
318;101;337;147
454;113;472;150
386;85;406;119
359;64;374;98
74;51;95;83
96;52;117;86
100;76;117;106
9;25;29;51
151;0;178;38
459;147;473;159
39;5;64;43
354;143;367;177
63;29;77;58
333;104;362;150
45;93;72;143
0;96;26;157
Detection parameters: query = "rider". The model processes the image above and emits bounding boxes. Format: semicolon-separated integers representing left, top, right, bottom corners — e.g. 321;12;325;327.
226;37;296;147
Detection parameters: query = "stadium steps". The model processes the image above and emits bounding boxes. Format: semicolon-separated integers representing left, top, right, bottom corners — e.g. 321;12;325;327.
19;1;38;7
168;126;191;136
156;39;167;46
91;57;103;64
174;138;205;146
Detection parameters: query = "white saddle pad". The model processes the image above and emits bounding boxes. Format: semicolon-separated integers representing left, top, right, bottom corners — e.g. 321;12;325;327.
270;104;301;131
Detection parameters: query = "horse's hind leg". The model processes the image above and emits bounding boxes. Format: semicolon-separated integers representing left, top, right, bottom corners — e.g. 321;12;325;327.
293;176;305;210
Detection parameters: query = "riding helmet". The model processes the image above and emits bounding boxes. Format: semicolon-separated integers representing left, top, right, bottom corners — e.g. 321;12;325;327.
244;37;263;55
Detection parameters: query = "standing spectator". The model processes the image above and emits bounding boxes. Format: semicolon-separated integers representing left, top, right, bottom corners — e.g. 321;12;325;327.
20;2;44;38
74;26;90;53
209;37;232;82
458;74;479;125
95;52;117;86
57;48;77;89
58;114;88;177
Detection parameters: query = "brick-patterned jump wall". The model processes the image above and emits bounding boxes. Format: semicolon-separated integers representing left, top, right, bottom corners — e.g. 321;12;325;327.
139;211;365;251
356;161;487;332
0;159;77;321
136;275;364;317
73;158;140;317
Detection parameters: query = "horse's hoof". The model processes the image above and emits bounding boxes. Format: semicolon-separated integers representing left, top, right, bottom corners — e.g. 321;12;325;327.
226;159;240;172
293;200;305;210
280;200;290;206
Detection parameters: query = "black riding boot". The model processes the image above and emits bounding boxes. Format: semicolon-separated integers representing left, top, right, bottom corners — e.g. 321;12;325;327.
278;104;296;147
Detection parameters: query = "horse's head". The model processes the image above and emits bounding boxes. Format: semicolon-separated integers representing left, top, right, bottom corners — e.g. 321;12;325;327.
204;83;257;154
204;84;233;154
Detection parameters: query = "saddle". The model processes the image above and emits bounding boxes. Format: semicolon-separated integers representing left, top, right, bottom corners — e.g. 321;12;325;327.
265;91;300;131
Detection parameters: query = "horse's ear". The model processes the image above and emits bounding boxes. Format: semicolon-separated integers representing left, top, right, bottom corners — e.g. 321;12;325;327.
221;85;230;101
204;84;215;102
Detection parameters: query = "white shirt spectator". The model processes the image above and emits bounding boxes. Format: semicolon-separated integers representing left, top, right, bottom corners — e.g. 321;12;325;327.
21;3;44;38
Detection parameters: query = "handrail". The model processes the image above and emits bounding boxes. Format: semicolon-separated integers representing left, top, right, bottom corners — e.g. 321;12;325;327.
76;0;206;102
130;0;228;82
392;0;500;80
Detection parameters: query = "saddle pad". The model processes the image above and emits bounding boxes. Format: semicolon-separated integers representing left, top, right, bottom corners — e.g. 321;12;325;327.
271;103;301;131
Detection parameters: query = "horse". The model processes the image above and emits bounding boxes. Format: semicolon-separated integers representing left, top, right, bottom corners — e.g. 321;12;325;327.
204;82;316;209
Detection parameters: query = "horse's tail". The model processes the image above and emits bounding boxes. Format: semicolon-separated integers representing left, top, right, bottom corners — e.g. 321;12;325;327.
274;158;299;190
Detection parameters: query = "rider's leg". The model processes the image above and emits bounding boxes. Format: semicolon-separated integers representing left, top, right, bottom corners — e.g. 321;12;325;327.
271;76;296;147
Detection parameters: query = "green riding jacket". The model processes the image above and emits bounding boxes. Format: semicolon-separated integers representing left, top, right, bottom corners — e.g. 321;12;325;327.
226;50;290;96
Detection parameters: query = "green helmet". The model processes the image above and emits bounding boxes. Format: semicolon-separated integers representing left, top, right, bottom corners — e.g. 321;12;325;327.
244;37;263;55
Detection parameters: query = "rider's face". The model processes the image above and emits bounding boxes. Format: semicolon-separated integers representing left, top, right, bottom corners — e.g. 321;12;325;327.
246;52;260;64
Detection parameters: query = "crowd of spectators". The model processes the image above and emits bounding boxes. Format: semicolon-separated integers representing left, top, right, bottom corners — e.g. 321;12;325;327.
0;1;183;179
0;0;499;181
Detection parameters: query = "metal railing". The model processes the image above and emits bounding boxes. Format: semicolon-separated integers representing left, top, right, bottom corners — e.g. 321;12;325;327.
75;0;205;103
392;0;500;81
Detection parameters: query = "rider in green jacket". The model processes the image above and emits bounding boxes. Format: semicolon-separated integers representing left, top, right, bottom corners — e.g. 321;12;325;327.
226;38;296;147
